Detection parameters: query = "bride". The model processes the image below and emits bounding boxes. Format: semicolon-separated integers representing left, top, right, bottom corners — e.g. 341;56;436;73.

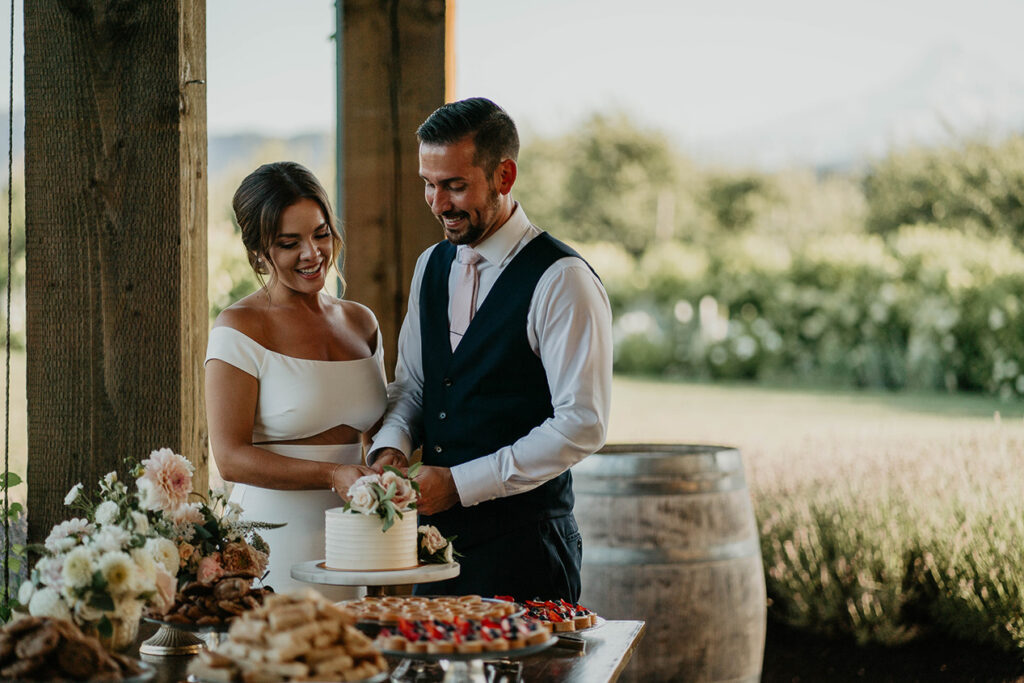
204;161;386;598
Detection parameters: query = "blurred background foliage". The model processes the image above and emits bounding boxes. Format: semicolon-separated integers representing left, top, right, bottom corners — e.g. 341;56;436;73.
3;113;1023;399
515;114;1024;398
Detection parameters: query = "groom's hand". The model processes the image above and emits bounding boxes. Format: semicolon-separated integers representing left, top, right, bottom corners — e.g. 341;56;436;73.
415;466;459;515
370;448;409;473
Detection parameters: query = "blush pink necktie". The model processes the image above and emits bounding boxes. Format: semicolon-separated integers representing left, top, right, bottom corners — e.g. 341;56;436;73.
450;247;483;350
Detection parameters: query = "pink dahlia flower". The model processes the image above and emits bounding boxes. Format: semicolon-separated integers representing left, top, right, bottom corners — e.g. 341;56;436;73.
137;448;194;513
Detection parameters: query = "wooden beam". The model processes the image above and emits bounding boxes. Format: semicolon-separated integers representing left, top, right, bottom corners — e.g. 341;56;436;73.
23;0;208;542
341;0;448;377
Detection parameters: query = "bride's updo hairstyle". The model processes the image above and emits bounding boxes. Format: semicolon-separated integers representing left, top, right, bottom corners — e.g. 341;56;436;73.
232;161;344;289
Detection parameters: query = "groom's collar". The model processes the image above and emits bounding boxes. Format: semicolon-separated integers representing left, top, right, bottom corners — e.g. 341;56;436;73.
467;202;531;267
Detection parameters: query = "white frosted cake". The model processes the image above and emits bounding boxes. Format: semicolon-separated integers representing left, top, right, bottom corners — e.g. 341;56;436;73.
325;507;418;571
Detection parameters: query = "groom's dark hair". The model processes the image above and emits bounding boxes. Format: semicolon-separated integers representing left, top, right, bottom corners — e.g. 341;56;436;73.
416;97;519;176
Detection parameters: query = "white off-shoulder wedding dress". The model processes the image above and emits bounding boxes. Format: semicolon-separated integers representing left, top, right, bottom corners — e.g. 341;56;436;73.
204;313;387;600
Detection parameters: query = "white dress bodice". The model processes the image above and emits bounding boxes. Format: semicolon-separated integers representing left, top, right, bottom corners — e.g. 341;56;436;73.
204;309;388;599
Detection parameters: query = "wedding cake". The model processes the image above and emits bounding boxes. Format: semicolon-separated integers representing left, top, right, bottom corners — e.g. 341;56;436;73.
324;507;418;571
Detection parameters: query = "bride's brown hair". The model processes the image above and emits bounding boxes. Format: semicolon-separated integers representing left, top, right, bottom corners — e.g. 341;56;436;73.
232;161;345;292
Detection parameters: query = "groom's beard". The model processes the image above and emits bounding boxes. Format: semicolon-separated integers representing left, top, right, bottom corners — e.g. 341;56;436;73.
440;187;501;246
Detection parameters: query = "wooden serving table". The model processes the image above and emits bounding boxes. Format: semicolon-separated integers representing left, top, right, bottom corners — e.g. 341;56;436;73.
130;618;646;683
515;620;646;682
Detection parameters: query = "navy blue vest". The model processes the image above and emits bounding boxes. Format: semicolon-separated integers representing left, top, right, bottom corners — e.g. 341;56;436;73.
418;232;587;548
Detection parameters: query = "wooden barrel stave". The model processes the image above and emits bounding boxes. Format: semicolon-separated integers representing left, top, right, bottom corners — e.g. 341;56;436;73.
575;444;766;683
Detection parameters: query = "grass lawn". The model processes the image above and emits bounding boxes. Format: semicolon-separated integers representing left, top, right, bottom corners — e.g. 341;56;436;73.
5;356;1024;496
607;374;1024;497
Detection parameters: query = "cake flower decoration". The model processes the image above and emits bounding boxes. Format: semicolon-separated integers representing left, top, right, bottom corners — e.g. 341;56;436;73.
343;462;422;532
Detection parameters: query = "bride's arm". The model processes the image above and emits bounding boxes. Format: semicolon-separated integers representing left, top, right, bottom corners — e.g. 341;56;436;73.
205;359;369;495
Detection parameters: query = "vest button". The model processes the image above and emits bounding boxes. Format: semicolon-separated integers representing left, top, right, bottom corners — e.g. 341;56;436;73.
439;412;447;420
434;445;443;453
443;377;453;387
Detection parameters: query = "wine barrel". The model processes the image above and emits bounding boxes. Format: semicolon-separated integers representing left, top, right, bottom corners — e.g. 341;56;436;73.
574;444;766;683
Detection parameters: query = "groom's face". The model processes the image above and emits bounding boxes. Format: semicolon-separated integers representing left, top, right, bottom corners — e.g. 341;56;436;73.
419;137;503;246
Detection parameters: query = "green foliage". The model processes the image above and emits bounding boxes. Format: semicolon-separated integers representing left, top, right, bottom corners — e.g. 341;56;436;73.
755;426;1024;654
590;222;1024;397
701;173;773;232
517;112;681;256
864;136;1024;244
1;471;26;623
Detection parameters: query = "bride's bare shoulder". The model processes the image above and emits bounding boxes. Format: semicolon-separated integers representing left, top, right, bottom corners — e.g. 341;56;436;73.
336;299;379;341
212;293;271;343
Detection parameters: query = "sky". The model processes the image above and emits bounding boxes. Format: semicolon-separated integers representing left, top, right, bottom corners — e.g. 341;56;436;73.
2;1;1024;157
203;0;1024;148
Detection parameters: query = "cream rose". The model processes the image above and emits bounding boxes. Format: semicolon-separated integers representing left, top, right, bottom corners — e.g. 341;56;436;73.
146;537;181;575
381;470;417;511
347;475;382;515
418;525;447;554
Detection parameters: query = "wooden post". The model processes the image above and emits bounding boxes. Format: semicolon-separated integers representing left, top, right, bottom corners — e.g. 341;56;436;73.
340;0;448;377
23;0;208;542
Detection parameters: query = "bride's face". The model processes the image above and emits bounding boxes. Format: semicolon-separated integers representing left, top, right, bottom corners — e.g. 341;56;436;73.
266;198;333;295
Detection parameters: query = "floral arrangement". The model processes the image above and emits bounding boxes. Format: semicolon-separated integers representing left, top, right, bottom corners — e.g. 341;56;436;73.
417;524;458;565
344;462;421;532
176;486;275;586
19;448;278;641
20;459;181;641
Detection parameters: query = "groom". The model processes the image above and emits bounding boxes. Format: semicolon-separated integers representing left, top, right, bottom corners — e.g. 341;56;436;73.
369;97;612;602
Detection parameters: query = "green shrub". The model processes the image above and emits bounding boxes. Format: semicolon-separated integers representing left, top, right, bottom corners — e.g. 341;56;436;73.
753;427;1024;654
864;135;1024;245
600;224;1024;398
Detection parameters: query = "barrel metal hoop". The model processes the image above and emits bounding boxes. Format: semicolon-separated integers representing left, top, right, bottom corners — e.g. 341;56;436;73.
574;473;748;495
584;539;760;565
577;450;745;479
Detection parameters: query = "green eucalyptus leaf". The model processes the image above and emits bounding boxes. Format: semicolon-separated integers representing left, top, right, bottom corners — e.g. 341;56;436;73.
408;461;422;479
97;614;113;638
2;472;22;487
89;592;115;612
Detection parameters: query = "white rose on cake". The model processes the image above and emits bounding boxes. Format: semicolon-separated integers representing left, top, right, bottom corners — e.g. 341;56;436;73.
347;475;382;515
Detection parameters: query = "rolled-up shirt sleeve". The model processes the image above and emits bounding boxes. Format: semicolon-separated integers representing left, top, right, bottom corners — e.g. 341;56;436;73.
450;258;613;507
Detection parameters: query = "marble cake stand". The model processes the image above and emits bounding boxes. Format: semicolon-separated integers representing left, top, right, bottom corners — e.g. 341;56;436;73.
290;560;460;596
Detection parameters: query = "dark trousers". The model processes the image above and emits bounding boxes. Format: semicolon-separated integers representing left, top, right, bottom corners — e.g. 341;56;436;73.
416;514;582;602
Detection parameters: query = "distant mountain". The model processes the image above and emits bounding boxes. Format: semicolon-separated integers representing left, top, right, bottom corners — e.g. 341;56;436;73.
0;113;330;180
695;44;1024;170
208;131;333;176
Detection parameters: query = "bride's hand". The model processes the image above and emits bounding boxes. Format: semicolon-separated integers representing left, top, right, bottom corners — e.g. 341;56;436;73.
369;447;409;473
330;463;374;500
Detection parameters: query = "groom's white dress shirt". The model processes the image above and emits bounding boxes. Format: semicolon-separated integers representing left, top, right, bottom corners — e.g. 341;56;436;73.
370;203;613;507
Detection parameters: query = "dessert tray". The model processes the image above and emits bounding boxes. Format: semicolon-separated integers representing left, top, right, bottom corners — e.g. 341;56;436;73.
8;660;155;683
378;635;558;661
189;672;389;683
557;614;606;635
140;617;231;656
143;616;232;633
